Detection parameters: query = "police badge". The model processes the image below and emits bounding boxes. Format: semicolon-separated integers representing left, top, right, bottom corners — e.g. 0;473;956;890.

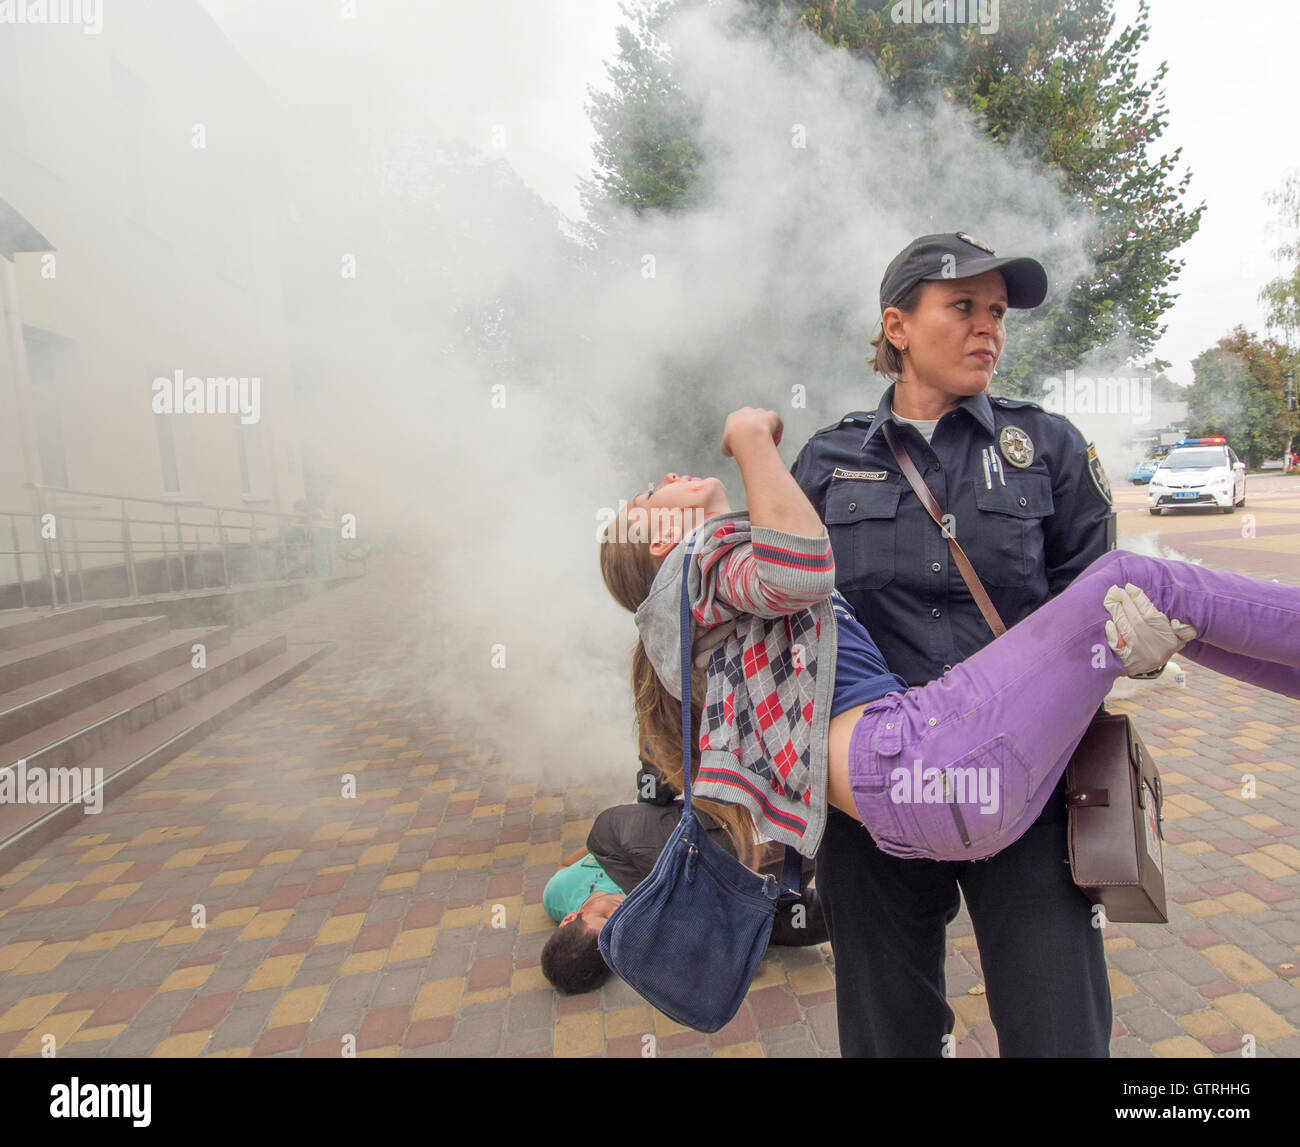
1087;443;1112;505
998;426;1034;468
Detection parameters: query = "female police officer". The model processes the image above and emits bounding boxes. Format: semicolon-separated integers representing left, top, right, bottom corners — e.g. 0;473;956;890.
789;232;1116;1058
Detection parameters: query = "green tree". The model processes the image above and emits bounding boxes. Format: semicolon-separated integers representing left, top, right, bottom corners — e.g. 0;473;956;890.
1259;172;1300;458
580;0;711;225
1260;173;1300;344
1149;372;1185;405
1185;328;1291;469
585;0;1203;393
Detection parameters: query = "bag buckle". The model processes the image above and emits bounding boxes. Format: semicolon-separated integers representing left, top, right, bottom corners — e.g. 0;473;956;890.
1066;788;1109;808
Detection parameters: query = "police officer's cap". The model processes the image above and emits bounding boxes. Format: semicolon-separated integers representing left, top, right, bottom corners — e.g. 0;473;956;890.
879;232;1048;312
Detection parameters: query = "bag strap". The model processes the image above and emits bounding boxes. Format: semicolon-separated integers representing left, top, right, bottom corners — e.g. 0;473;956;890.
880;419;1007;639
678;531;698;815
878;418;998;849
679;529;803;898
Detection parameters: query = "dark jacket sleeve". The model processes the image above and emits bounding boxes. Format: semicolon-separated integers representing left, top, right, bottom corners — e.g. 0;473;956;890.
1042;420;1114;596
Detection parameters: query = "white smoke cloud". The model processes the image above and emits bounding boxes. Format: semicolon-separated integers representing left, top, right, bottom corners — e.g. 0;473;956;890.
203;0;1129;786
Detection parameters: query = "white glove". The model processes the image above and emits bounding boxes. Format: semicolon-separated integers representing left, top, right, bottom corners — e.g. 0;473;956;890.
1103;582;1198;676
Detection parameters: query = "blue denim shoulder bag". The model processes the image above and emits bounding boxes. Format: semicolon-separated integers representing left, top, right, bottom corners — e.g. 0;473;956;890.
597;528;804;1033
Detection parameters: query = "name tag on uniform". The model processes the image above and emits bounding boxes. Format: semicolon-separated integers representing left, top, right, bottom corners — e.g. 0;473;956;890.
832;468;887;481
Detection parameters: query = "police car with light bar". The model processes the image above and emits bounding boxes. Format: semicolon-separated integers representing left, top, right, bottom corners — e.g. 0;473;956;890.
1147;438;1247;515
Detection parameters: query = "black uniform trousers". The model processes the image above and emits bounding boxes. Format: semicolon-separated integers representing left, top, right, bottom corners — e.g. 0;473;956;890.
815;771;1112;1057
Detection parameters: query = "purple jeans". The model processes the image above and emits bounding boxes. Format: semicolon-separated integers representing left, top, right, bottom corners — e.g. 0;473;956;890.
847;550;1300;861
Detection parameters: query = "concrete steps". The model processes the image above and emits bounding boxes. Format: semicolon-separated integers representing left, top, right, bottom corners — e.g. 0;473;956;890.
0;614;174;696
0;604;332;875
0;604;103;653
0;623;233;745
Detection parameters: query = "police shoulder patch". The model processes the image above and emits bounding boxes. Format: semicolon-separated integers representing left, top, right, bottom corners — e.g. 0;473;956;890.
1086;442;1112;506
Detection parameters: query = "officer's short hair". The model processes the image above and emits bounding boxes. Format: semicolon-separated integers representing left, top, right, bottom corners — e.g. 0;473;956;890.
870;281;926;384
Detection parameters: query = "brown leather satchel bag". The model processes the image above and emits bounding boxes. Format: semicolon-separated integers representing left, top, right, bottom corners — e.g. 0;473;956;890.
1063;713;1168;922
880;421;1168;923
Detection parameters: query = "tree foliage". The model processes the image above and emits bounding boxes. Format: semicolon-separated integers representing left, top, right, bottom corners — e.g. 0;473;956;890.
1260;173;1300;349
585;0;1204;394
1259;172;1300;459
581;0;711;223
1185;327;1292;469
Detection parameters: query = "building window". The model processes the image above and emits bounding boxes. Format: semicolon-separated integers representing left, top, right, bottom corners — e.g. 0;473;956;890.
154;413;180;494
0;28;29;155
24;328;69;488
235;416;267;498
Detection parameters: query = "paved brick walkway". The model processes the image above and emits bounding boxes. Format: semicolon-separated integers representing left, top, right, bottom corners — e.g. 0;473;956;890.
0;516;1297;1057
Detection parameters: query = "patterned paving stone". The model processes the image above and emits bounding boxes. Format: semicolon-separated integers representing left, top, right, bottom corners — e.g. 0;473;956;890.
1;547;1297;1059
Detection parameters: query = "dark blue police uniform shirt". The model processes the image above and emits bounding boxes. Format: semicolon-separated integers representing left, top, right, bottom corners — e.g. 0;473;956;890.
791;385;1115;688
829;589;909;716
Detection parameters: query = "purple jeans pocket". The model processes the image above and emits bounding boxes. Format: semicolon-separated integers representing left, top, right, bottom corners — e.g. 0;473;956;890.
849;698;1037;861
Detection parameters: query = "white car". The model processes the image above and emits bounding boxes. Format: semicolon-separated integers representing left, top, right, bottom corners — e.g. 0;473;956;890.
1148;438;1247;515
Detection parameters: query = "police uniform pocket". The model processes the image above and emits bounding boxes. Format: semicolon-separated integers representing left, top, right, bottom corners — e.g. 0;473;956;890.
970;473;1054;586
823;481;901;590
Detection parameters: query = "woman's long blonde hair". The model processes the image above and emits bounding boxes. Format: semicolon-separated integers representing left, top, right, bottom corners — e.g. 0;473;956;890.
599;506;760;869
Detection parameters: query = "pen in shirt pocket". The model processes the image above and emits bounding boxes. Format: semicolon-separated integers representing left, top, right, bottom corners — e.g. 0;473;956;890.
981;448;992;489
992;451;1006;485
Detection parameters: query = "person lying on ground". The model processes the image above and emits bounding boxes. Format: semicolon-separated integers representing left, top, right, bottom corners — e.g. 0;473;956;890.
540;798;827;994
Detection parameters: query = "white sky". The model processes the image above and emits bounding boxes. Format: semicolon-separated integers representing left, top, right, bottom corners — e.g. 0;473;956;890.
1113;0;1300;384
202;0;1300;387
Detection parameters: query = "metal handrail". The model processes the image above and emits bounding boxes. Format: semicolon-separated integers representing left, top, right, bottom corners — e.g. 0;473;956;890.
0;483;349;609
28;483;311;519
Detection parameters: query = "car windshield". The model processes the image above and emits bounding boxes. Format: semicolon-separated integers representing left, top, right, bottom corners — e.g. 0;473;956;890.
1162;448;1227;468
